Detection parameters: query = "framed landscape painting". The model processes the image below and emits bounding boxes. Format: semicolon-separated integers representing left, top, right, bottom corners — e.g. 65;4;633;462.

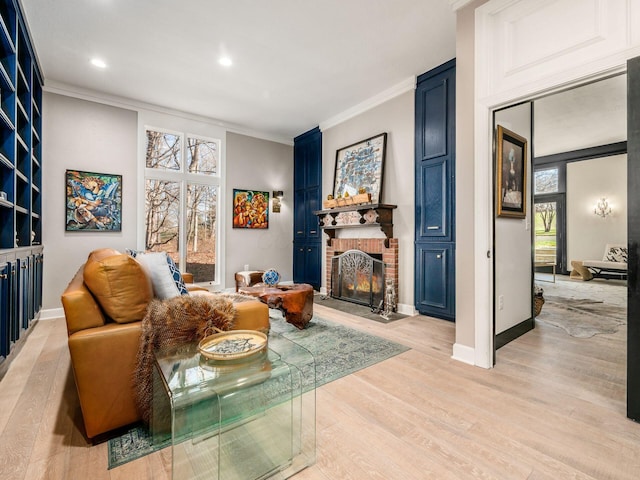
65;170;122;231
333;132;387;203
496;126;528;218
232;189;269;228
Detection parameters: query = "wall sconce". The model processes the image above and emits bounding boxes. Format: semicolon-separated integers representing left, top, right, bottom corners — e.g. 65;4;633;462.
594;197;612;218
272;190;284;213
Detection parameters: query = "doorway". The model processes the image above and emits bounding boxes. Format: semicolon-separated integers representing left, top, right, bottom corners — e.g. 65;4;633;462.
493;72;632;415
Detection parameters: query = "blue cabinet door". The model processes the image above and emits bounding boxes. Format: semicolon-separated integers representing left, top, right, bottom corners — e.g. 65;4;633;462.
415;59;456;320
1;262;9;358
415;244;455;319
293;127;322;288
417;157;452;241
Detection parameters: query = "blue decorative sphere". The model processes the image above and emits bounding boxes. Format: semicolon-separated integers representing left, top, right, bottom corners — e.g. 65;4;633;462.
262;268;280;286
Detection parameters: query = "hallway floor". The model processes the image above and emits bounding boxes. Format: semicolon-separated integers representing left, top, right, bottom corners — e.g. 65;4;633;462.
535;273;626;308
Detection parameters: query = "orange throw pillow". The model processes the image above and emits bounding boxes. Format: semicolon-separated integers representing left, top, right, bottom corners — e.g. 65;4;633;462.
83;252;153;323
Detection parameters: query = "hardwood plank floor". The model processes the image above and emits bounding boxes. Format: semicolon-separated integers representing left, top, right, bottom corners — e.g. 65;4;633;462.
1;302;639;479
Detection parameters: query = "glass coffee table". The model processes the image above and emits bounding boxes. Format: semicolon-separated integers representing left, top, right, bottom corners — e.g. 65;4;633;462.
152;334;316;480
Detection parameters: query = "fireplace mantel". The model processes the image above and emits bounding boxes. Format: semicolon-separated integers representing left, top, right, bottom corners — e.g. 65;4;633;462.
313;203;397;246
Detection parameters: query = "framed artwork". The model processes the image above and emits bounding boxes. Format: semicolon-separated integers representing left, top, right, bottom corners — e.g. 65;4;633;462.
496;126;528;218
232;189;269;229
333;132;387;203
65;170;122;231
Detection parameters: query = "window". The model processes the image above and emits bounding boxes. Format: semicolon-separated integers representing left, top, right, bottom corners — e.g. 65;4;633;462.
534;167;558;194
145;129;221;283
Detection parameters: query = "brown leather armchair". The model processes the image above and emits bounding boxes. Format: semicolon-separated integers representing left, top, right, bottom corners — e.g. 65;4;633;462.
61;248;269;439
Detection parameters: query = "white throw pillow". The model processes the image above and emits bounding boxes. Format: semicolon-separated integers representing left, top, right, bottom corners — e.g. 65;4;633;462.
134;252;187;299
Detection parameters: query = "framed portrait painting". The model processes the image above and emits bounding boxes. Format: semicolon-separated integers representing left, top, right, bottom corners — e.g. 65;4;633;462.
333;132;387;203
65;170;122;231
496;126;528;218
232;189;269;229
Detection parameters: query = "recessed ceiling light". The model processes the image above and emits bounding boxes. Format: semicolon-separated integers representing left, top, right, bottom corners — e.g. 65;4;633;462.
90;58;107;69
219;56;232;67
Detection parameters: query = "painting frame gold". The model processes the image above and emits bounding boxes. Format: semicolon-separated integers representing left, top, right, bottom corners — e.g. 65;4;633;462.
496;125;528;219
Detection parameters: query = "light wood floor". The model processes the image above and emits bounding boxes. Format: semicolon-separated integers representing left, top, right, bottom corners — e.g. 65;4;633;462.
1;303;639;479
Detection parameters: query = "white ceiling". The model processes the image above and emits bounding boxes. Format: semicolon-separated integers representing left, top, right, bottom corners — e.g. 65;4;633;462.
21;0;457;142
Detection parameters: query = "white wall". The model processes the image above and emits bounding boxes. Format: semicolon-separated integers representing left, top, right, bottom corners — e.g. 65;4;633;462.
494;103;533;335
567;155;627;263
321;90;415;311
42;93;138;309
461;0;640;368
225;132;293;286
42;93;293;312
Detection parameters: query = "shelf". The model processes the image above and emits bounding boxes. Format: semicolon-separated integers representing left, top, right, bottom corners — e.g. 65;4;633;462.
0;106;13;129
0;60;13;90
314;203;397;246
0;150;10;168
0;0;42;252
16;131;26;151
15;168;26;183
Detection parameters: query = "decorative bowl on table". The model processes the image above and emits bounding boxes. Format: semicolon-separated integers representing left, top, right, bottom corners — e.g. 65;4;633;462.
262;268;280;286
198;330;268;361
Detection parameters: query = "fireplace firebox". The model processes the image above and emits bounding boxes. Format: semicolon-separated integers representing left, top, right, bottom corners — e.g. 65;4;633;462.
331;249;384;308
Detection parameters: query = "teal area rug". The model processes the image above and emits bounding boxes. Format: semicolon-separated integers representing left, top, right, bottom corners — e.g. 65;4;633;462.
107;314;409;469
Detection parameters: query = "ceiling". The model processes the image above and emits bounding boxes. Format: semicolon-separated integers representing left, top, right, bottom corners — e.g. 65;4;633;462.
21;0;456;143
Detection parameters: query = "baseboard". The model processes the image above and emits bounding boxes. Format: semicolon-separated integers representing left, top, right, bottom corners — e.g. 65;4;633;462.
452;343;475;366
396;303;416;316
495;318;534;350
40;307;64;320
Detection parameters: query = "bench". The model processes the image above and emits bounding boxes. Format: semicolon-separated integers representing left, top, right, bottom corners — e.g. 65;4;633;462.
574;244;627;280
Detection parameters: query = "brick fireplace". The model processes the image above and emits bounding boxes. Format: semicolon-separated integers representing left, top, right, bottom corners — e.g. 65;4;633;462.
325;237;399;304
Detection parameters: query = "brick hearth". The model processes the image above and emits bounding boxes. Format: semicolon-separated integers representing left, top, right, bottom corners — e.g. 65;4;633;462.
325;238;399;301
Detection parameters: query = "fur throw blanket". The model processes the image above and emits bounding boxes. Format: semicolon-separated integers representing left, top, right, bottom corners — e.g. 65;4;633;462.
134;294;236;424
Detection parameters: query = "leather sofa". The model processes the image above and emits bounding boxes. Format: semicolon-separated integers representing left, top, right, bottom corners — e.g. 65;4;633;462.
61;248;269;439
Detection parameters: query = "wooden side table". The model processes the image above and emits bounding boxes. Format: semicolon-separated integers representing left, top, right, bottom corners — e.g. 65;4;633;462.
239;284;314;329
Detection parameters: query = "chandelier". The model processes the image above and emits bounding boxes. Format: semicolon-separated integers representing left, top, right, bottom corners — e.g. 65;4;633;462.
594;197;612;218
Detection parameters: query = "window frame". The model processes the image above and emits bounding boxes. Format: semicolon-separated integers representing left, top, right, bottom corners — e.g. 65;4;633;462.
143;126;224;286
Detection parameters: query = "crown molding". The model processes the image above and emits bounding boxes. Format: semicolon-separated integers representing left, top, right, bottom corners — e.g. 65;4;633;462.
449;0;475;11
319;76;416;132
43;80;294;146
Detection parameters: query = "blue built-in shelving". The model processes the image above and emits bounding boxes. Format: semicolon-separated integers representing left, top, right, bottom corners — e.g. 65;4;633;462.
0;0;44;370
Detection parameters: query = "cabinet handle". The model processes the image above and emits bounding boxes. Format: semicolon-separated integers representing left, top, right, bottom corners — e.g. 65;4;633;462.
427;226;439;230
309;230;317;234
299;248;304;252
436;254;442;259
308;248;312;252
297;231;304;234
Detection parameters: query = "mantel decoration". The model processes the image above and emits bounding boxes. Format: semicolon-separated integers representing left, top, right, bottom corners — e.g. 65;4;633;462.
232;189;269;228
496;125;528;218
333;132;387;204
65;170;122;231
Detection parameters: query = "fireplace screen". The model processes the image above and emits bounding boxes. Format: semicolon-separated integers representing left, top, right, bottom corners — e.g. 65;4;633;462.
331;249;384;308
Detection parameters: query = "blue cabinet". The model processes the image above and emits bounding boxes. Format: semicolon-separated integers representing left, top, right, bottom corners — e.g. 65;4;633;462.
0;248;42;366
0;0;44;368
293;127;322;289
414;60;456;320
